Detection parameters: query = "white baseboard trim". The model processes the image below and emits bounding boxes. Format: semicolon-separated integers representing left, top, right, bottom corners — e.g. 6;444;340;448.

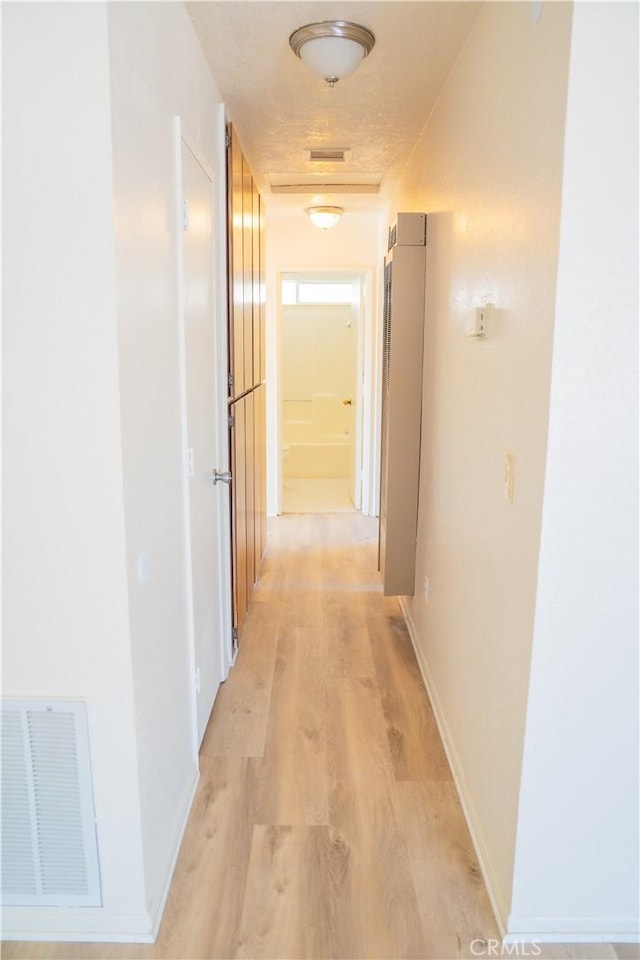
398;596;509;937
1;910;155;943
147;764;200;940
3;766;201;943
505;917;640;943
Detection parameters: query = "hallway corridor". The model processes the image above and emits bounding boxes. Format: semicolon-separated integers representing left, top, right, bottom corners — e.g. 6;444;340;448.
195;512;497;957
5;515;631;960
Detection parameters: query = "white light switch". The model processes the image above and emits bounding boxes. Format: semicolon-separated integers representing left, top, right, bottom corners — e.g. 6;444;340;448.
466;304;492;338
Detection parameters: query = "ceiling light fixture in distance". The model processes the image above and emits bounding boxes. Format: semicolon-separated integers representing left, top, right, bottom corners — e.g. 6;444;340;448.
306;206;343;230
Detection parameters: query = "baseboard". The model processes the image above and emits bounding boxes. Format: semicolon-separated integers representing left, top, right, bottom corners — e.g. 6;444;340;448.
147;764;200;939
2;766;201;943
398;596;509;937
0;910;155;943
505;917;640;943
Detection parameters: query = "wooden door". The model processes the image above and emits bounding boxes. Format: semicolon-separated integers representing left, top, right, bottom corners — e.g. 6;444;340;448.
228;125;244;399
230;396;247;640
226;124;266;645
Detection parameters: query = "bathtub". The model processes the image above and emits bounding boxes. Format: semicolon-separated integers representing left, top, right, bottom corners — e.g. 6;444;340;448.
283;438;351;479
282;395;353;479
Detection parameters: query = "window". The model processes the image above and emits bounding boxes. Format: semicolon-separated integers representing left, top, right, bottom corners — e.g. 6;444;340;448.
281;279;353;306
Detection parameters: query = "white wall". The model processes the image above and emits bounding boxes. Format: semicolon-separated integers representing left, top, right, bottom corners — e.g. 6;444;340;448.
265;211;385;514
393;1;573;927
3;2;148;937
106;2;225;923
510;2;639;940
3;1;228;940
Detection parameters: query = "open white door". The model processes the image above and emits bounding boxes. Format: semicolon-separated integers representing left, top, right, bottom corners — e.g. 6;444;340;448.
181;139;225;744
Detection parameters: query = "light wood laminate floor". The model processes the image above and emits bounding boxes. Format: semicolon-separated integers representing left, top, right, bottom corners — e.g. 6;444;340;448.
282;478;355;514
4;515;633;960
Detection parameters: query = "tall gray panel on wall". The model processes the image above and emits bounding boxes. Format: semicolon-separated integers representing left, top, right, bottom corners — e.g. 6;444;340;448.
379;213;427;597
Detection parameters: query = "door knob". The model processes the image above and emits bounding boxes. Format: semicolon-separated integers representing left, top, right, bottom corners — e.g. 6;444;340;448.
208;470;232;485
342;398;352;406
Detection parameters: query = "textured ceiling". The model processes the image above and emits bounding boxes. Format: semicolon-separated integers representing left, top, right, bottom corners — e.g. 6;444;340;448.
187;1;480;214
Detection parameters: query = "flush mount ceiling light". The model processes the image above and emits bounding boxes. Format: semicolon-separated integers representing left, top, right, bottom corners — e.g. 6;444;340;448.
306;206;343;229
289;21;375;86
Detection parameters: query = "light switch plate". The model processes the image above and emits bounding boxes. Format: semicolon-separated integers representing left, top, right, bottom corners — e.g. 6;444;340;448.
504;451;515;503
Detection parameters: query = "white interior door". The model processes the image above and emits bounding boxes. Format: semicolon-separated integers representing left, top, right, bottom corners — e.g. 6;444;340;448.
182;141;224;744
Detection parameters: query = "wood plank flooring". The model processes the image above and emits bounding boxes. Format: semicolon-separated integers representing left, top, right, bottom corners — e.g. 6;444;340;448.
3;514;632;960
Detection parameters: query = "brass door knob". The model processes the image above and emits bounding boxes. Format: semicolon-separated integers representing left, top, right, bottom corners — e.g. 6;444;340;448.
342;398;352;406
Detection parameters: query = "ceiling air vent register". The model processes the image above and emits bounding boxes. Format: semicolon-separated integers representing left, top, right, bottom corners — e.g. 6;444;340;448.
306;148;351;163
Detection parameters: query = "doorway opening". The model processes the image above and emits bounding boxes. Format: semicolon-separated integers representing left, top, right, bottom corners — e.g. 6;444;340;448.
279;272;366;514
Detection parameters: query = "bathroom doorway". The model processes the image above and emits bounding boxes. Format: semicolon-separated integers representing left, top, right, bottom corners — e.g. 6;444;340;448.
280;272;364;514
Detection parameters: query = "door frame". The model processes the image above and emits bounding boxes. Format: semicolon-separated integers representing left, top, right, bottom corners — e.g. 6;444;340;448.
273;268;377;516
173;113;233;757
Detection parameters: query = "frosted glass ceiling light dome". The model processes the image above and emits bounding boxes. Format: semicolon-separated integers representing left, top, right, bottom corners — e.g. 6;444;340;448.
289;21;375;86
307;206;343;229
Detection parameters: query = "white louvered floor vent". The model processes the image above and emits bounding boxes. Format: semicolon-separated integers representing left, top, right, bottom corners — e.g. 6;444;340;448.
1;700;102;907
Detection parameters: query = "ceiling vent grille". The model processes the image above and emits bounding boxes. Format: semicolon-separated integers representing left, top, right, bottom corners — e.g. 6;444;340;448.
306;148;350;163
1;700;102;907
